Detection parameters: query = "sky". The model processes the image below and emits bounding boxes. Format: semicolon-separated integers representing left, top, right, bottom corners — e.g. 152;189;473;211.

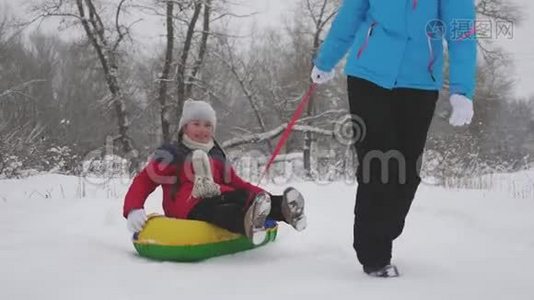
1;0;533;99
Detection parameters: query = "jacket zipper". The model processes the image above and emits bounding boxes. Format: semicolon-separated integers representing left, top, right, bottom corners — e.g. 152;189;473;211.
357;21;378;59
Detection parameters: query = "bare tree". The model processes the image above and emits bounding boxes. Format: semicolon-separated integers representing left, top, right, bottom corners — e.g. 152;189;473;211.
156;0;175;143
213;36;275;152
476;0;524;62
301;0;338;177
185;0;211;98
175;0;203;120
150;0;213;141
424;0;528;180
0;79;47;101
0;11;46;102
30;0;140;171
477;0;523;23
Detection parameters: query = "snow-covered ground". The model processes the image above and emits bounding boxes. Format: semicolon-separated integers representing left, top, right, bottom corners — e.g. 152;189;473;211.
1;172;533;299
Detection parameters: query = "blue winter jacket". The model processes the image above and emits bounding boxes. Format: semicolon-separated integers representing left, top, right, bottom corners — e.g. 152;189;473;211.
314;0;477;98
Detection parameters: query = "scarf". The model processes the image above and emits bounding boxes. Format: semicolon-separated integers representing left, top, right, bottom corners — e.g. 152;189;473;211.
182;133;215;153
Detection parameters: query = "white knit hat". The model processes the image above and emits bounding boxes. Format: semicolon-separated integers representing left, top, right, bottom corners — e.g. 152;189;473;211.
178;99;217;132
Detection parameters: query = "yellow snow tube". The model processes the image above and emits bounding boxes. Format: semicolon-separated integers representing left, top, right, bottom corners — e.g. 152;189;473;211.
133;215;278;262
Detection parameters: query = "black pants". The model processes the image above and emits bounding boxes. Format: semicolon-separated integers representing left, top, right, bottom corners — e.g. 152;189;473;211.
348;76;438;268
187;190;285;235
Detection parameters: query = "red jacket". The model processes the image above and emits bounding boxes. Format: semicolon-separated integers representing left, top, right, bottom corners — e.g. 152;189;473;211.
123;143;264;219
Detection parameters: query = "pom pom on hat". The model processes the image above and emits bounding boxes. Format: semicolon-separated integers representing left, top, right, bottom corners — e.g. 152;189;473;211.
178;99;217;132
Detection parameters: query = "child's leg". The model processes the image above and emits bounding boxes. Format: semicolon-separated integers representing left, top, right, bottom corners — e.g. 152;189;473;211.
268;189;307;231
187;190;249;235
188;189;293;233
268;195;286;221
243;192;271;245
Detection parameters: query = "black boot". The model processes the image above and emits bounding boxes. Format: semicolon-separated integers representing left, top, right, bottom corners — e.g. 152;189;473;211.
363;264;400;278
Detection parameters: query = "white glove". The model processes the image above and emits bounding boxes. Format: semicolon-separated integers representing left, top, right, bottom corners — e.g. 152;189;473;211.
191;150;221;198
310;65;335;84
449;94;474;127
127;209;147;233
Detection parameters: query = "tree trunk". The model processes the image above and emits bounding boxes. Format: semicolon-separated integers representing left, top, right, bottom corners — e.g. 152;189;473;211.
186;0;211;98
303;0;333;178
176;0;202;121
157;1;174;143
76;0;138;172
304;18;323;178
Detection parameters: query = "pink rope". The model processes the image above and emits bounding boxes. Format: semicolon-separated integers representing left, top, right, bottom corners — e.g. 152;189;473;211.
258;83;317;184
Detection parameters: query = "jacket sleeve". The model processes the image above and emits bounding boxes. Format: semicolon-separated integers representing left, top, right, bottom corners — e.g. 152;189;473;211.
314;0;369;72
123;145;178;218
441;0;477;98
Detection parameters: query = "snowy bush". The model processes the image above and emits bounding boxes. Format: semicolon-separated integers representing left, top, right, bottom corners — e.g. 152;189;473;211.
0;155;24;179
81;154;129;178
46;146;79;174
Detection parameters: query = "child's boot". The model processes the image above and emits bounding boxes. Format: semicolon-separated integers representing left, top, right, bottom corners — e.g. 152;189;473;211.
244;192;271;245
281;187;307;231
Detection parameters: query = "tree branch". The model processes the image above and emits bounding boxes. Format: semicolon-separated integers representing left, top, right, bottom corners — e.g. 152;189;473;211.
176;0;202;115
112;0;128;52
222;123;334;149
186;0;211;97
0;80;47;101
157;0;175;143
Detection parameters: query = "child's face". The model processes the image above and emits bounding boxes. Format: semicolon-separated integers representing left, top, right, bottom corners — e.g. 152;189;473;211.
183;120;214;143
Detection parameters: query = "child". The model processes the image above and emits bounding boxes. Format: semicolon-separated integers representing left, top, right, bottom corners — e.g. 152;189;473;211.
123;99;307;245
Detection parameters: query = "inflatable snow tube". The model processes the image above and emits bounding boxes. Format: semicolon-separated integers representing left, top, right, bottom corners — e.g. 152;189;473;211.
133;215;278;262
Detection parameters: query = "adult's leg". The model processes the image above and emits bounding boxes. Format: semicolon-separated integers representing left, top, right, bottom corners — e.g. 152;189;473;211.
387;88;438;239
347;76;402;269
